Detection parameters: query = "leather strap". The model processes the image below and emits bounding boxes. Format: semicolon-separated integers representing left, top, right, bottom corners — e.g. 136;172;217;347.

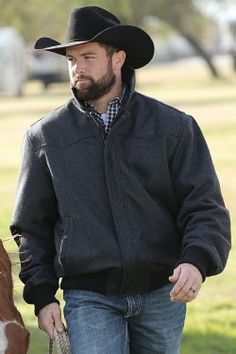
48;330;71;354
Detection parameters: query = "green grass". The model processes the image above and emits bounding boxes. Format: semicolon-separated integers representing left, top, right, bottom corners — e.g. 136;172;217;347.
1;59;236;353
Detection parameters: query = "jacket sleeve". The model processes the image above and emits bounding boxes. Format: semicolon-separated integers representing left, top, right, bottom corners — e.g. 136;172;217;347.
171;116;231;279
10;132;59;315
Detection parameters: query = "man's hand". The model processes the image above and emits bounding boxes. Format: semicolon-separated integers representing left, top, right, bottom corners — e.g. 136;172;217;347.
38;302;64;339
169;263;203;303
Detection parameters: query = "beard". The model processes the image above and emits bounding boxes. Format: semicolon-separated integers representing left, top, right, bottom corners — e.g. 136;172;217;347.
73;60;116;102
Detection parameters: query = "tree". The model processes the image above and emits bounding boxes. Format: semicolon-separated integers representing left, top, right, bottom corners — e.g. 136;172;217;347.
155;1;220;77
0;0;222;77
0;0;68;41
93;0;220;77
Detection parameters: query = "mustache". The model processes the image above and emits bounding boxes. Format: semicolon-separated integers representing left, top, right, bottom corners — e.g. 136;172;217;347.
74;74;93;81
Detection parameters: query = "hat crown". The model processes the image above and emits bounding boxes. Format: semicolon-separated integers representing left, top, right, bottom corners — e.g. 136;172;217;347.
66;6;121;42
34;5;154;69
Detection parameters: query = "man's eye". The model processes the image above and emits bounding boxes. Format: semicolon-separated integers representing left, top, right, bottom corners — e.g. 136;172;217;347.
85;56;95;59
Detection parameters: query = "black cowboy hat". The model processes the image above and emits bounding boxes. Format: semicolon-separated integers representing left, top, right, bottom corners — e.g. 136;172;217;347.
34;6;154;69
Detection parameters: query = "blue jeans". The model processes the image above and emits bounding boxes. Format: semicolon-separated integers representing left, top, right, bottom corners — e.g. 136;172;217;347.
63;284;186;354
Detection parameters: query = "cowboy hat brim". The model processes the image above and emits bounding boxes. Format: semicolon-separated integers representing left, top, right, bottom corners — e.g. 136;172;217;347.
34;25;154;69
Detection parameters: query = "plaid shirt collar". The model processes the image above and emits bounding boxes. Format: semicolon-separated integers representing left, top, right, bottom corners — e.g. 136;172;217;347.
85;85;126;133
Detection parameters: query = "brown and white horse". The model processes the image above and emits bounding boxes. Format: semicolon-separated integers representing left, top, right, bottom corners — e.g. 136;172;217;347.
0;239;29;354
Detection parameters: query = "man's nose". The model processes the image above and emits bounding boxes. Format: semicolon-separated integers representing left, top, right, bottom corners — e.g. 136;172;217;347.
73;59;86;74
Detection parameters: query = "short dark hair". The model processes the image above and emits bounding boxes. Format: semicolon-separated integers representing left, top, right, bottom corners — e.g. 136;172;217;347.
99;42;120;58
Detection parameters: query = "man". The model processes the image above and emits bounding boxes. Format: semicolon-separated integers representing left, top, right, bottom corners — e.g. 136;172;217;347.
10;6;231;354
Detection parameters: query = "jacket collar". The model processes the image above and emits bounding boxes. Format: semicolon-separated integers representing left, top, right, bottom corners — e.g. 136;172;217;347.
71;66;135;113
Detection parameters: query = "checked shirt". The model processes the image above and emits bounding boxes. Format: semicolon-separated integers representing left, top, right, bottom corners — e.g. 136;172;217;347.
85;86;126;134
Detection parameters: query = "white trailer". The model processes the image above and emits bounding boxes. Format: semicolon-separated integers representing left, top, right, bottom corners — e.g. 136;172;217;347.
0;27;26;96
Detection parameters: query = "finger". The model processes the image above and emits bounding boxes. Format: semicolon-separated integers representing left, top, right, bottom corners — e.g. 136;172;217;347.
170;279;190;302
170;270;199;302
172;284;199;303
170;263;202;299
180;288;199;303
53;311;64;333
174;284;194;302
169;266;181;284
170;270;189;299
38;314;55;339
49;305;64;336
47;323;56;340
38;303;62;339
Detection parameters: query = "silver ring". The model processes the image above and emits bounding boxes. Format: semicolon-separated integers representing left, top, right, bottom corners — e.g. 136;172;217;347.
189;286;196;294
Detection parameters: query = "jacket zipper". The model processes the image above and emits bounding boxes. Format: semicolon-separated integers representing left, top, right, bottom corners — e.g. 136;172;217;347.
87;112;106;145
87;108;128;146
58;234;68;271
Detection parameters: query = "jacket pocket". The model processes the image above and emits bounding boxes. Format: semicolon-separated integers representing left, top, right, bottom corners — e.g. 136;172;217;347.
58;216;72;272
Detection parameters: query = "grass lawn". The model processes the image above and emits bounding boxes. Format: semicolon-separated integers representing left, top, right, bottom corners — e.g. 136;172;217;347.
0;57;236;353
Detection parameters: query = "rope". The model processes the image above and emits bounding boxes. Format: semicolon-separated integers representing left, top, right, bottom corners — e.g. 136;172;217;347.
48;330;71;354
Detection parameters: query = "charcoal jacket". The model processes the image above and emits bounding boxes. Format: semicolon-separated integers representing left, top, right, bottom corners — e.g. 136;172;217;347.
10;69;231;315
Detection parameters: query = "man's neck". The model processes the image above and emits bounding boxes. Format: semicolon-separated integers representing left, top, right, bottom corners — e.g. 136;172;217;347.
89;81;123;114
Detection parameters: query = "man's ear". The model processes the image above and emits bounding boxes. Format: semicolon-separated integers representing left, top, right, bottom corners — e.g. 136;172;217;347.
113;50;126;70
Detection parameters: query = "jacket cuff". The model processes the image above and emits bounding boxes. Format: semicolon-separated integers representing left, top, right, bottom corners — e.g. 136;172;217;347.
24;284;59;316
177;246;212;281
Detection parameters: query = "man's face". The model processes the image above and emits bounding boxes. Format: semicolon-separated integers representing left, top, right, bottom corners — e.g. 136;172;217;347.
66;42;116;101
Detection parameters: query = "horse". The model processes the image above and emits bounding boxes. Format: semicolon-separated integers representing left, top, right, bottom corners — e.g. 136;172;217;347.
0;239;30;354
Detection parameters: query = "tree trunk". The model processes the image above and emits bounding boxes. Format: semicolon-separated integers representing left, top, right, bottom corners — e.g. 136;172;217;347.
231;50;236;72
182;33;220;78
